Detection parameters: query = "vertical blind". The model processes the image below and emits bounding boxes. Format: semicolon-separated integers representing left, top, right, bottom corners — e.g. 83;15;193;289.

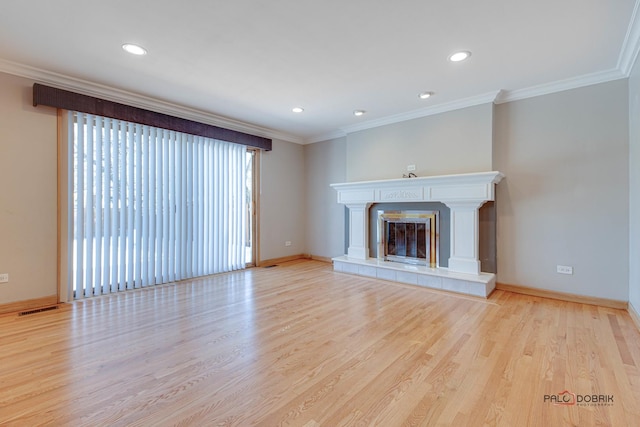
68;112;246;299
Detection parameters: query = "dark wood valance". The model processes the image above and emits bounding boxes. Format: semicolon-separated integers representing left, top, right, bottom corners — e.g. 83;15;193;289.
33;83;272;151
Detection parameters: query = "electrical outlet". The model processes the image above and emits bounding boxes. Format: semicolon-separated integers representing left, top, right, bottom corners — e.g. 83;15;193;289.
407;164;416;172
285;241;292;247
0;273;8;283
556;265;573;275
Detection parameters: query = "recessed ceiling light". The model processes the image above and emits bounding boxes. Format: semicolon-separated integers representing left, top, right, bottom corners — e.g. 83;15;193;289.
419;91;433;99
353;110;366;117
292;107;304;113
122;43;147;56
449;51;471;62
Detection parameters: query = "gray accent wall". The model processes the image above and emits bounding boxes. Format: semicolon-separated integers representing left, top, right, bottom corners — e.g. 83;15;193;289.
629;56;640;313
304;104;494;260
305;79;630;302
346;104;493;181
493;80;629;301
479;201;497;274
303;137;347;259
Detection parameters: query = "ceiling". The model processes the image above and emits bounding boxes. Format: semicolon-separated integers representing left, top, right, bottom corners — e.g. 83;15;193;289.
1;0;638;144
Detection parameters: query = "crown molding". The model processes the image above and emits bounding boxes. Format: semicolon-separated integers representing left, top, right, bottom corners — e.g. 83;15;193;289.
339;91;501;135
494;68;626;104
618;0;640;75
305;129;348;144
0;58;304;145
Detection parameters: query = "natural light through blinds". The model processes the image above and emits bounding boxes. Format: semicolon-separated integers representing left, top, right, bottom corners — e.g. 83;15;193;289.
68;112;246;299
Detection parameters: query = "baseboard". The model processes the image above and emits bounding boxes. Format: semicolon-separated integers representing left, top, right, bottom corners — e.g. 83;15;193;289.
0;295;58;316
257;254;310;267
629;302;640;331
308;255;333;264
496;282;628;310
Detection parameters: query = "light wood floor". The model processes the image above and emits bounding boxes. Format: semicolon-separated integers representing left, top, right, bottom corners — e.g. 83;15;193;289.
1;260;639;426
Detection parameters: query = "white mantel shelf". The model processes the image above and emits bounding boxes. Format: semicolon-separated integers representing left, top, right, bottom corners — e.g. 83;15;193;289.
330;171;504;298
330;171;504;205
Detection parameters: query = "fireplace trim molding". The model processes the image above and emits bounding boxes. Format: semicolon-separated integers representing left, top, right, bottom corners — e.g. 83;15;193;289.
330;171;504;297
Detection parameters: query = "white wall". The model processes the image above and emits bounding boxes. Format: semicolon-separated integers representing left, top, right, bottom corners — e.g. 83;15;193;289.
493;80;629;301
259;139;307;262
0;72;57;305
304;137;347;258
629;56;640;314
346;104;493;181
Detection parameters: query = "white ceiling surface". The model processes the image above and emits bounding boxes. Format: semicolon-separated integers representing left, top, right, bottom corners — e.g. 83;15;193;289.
1;0;639;144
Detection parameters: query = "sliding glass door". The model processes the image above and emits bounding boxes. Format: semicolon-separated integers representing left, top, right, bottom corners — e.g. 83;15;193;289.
63;111;249;299
245;148;258;267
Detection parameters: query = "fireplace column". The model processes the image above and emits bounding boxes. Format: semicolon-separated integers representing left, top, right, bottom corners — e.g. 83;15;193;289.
346;203;371;259
444;201;485;275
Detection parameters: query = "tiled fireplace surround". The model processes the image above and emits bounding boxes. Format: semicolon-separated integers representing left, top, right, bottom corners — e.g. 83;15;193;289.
331;171;504;298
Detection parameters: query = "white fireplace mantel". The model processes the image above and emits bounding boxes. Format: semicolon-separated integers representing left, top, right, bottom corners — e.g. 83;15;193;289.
330;171;504;297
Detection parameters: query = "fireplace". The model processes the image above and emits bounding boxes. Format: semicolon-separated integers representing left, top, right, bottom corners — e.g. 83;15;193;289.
377;210;439;267
330;171;504;298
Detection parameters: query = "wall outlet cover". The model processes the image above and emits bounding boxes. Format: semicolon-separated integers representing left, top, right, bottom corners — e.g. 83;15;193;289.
556;265;573;275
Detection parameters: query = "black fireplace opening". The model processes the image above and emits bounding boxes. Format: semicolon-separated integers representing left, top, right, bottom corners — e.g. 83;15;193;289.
386;222;427;259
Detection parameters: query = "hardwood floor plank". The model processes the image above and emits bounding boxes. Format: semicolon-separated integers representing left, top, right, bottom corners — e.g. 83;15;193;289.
0;260;638;426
